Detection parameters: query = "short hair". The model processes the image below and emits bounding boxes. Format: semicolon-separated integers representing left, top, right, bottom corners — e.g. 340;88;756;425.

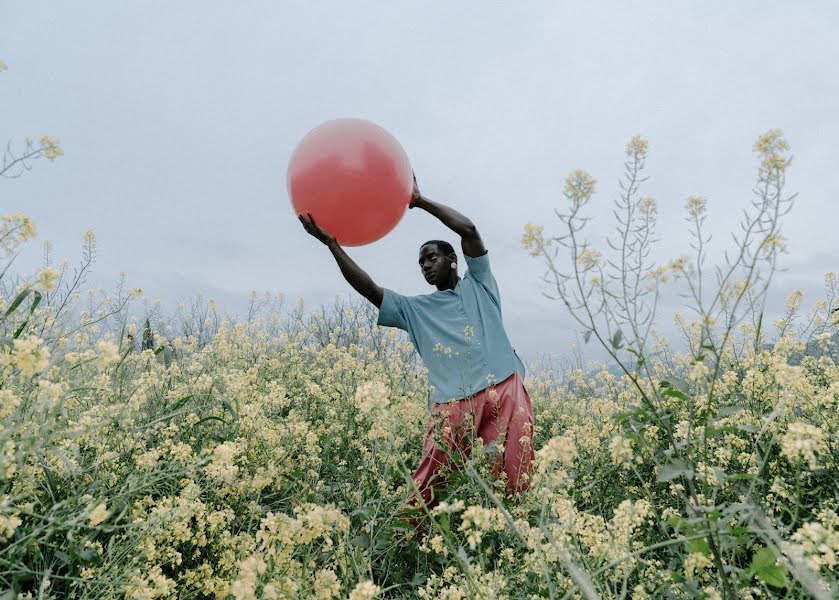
419;240;456;258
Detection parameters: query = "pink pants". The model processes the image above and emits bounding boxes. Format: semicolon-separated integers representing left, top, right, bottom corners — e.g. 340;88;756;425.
410;370;535;510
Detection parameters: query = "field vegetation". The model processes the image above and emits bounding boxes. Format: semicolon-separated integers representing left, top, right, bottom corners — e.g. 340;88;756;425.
2;132;838;599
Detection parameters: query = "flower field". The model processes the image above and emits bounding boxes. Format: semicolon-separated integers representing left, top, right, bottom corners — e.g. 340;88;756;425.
3;132;839;599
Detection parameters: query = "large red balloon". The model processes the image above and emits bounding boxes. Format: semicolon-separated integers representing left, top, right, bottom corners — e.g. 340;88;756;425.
287;118;413;246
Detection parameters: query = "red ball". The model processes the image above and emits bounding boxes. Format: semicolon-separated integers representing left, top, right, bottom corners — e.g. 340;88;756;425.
287;118;413;246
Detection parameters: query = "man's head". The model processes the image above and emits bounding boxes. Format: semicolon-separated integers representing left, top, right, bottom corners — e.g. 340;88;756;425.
419;240;458;289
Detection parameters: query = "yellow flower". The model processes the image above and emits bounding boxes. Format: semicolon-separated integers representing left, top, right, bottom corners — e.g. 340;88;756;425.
87;502;110;527
1;212;38;256
39;135;63;161
348;580;380;600
0;389;21;419
576;248;601;272
205;441;241;482
762;233;788;256
753;129;789;173
12;335;50;377
684;196;707;219
521;223;545;256
754;129;789;155
626;135;649;160
96;340;121;367
537;435;577;468
780;422;827;469
313;569;341;599
82;230;96;248
683;551;712;579
688;360;710;383
784;290;803;313
639;196;657;216
354;380;390;415
564;170;596;206
37;266;59;292
0;514;22;540
609;435;633;466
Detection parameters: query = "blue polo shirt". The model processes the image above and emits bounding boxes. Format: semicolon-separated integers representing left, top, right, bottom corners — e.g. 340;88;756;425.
377;251;526;405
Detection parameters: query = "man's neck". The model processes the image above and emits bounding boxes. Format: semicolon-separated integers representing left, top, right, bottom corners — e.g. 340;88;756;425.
437;275;460;292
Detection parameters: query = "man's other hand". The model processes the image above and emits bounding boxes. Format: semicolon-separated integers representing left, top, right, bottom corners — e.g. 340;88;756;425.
299;212;337;246
409;172;423;209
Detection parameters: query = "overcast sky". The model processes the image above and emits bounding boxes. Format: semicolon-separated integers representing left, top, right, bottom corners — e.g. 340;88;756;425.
2;1;837;364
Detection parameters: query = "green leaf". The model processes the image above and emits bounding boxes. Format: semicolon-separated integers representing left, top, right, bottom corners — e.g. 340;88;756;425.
221;398;238;419
663;388;690;402
191;416;226;428
657;459;694;482
610;329;624;349
2;288;39;321
716;404;746;418
583;330;592;344
666;515;689;530
687;538;710;557
4;289;42;338
171;395;194;410
750;547;787;588
439;513;450;536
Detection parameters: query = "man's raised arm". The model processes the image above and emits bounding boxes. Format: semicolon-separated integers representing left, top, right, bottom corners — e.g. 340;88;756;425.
298;212;384;308
408;175;487;258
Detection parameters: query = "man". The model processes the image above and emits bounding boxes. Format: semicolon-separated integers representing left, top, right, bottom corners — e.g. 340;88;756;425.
298;176;534;511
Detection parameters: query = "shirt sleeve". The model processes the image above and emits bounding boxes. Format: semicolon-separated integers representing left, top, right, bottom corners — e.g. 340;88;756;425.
376;288;411;331
465;251;501;309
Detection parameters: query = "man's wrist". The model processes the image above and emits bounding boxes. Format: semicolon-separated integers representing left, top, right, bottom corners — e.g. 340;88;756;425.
411;195;430;210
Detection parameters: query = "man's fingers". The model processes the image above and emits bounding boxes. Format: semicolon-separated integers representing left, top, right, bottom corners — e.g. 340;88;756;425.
298;214;316;237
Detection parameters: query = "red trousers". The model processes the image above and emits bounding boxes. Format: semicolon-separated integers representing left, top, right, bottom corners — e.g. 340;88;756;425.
410;370;535;510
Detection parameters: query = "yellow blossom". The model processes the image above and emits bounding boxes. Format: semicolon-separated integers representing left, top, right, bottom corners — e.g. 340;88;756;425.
354;380;390;415
0;514;22;540
564;170;596;206
639;196;657;216
688;360;710;383
87;502;110;527
348;580;380;600
11;335;50;377
576;248;601;272
780;422;826;469
685;196;707;219
37;266;59;292
96;340;121;367
626;135;649;160
39;135;63;161
537;435;577;468
609;435;633;466
785;290;803;313
1;212;38;256
521;223;545;256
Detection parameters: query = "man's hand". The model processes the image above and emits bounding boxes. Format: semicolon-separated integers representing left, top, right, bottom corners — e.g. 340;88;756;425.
409;172;423;209
298;212;336;246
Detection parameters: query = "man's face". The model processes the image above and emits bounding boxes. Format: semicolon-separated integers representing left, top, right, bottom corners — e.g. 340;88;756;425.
419;244;452;286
